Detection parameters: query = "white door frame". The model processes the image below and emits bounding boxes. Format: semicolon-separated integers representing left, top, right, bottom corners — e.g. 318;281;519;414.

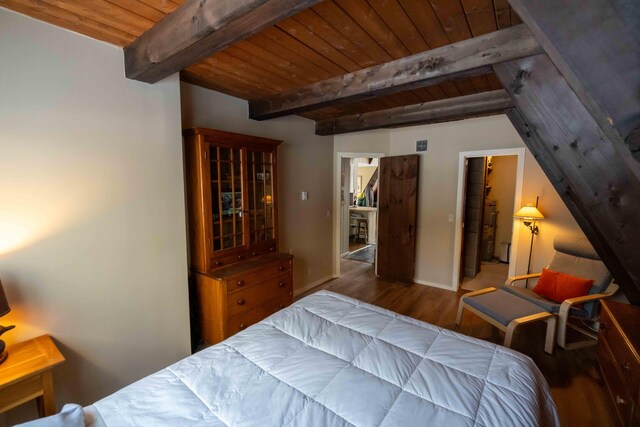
452;147;526;290
333;152;386;278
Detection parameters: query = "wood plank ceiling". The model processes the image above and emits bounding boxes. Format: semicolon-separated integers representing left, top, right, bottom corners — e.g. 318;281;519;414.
0;0;521;121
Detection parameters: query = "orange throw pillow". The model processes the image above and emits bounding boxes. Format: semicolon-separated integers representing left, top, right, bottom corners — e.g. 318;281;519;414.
533;268;593;303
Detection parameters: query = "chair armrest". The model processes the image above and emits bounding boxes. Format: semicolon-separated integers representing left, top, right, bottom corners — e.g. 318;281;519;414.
460;287;497;301
505;273;541;287
559;283;619;317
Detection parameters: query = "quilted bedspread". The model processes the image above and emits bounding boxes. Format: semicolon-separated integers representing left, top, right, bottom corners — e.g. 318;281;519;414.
91;290;559;426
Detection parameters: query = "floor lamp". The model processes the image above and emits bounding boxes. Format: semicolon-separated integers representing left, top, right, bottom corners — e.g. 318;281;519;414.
513;198;544;285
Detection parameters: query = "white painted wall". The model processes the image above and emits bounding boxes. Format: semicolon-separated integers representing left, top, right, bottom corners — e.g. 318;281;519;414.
333;116;585;288
0;9;190;424
487;155;518;258
181;83;334;294
389;115;585;288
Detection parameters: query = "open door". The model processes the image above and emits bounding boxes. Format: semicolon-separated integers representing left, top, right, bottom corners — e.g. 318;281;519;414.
377;155;419;283
461;157;487;278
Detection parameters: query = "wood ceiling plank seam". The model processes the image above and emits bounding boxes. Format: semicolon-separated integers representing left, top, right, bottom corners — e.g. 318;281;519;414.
469;74;492;92
0;0;135;46
189;66;279;99
292;8;380;68
366;0;430;55
247;32;334;80
66;0;155;32
440;81;463;97
425;84;449;100
310;1;393;65
37;0;152;37
334;0;411;59
275;18;361;72
428;0;474;43
136;0;180;14
461;0;498;36
200;53;295;93
412;88;436;103
260;26;348;76
492;0;511;29
103;0;165;22
183;64;265;97
454;77;479;95
181;69;258;100
461;0;498;93
399;0;452;49
486;73;503;90
224;41;319;86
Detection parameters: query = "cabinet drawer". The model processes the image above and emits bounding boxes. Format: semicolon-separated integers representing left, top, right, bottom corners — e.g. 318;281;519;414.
227;273;293;317
227;259;292;294
598;338;635;426
228;294;292;335
211;252;247;270
600;310;640;392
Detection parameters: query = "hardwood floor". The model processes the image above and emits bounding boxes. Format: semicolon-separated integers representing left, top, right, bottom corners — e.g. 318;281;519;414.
299;259;617;427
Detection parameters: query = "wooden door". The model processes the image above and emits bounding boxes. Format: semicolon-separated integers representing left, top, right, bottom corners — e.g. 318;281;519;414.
461;157;487;278
377;155;419;283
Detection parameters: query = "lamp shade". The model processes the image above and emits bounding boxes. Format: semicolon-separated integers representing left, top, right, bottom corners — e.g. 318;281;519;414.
0;280;10;317
513;203;544;220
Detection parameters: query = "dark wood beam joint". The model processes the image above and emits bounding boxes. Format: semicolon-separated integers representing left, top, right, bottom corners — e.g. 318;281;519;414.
315;90;513;135
125;0;323;83
250;24;542;120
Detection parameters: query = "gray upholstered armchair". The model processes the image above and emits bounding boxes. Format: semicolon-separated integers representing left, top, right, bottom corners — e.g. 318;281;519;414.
504;236;618;350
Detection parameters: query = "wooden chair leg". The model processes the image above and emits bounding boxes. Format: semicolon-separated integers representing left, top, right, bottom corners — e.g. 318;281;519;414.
456;301;466;326
504;320;517;348
544;316;557;355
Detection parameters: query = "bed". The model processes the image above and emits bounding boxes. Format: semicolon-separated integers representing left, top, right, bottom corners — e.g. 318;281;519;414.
86;290;559;426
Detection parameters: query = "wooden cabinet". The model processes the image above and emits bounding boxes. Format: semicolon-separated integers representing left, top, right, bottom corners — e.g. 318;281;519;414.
195;253;293;344
184;128;293;345
597;300;640;426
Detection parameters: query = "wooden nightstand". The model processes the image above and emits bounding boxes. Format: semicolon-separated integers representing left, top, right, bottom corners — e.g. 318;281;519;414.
0;335;65;417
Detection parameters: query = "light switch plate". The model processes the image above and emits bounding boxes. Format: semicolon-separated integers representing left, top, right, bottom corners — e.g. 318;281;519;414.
416;139;428;152
301;191;308;200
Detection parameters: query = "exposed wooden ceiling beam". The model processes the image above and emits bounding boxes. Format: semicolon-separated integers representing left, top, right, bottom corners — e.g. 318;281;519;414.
124;0;323;83
249;24;541;120
315;90;513;135
508;0;640;154
495;54;640;305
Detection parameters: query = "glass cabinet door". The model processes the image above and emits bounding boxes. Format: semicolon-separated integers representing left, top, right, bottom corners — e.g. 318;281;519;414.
247;149;275;245
210;145;244;252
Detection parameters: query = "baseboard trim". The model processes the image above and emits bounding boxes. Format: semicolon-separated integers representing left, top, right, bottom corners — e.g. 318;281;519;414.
413;279;457;292
294;275;336;297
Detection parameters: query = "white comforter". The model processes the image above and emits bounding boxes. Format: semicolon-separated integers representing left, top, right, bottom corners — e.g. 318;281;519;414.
91;290;559;426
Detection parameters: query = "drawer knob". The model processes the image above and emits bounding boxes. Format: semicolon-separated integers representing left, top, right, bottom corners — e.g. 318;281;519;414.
252;251;258;256
239;323;246;330
215;261;222;266
279;304;285;309
278;266;285;271
237;299;245;305
623;361;632;370
269;247;275;252
237;280;244;287
615;395;626;405
279;282;286;288
238;255;243;260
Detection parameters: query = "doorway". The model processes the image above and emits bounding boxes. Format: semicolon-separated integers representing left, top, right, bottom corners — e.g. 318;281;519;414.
341;157;380;265
452;148;525;290
334;152;385;277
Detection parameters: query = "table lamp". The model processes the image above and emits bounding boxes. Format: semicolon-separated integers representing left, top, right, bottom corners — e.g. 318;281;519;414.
0;279;14;365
